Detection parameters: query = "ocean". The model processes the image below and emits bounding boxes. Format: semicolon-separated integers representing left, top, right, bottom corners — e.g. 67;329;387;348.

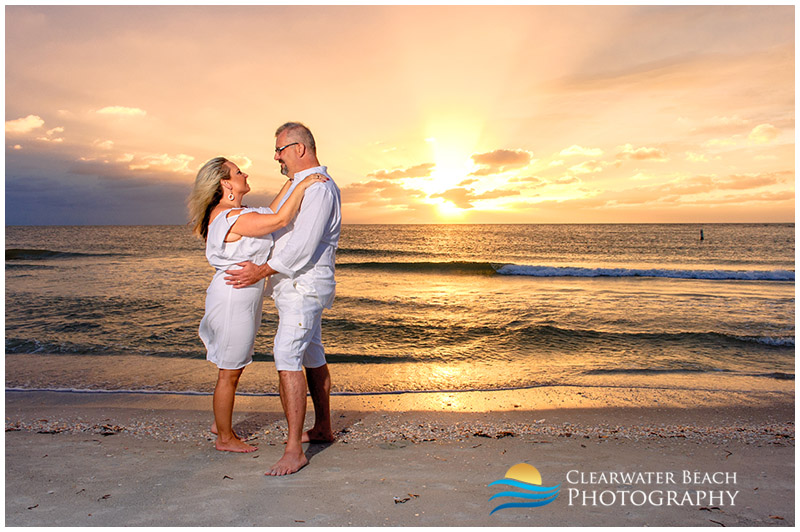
5;223;795;395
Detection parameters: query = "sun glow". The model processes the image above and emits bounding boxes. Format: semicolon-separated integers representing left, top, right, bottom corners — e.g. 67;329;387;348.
419;115;485;218
425;116;482;187
434;198;467;219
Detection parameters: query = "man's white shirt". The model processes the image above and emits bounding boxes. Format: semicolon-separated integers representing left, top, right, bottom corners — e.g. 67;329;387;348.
265;166;341;308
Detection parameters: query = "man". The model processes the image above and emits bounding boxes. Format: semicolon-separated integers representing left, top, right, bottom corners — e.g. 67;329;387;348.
225;122;341;476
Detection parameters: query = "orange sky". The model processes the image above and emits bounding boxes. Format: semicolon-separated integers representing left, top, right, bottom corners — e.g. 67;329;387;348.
5;5;795;225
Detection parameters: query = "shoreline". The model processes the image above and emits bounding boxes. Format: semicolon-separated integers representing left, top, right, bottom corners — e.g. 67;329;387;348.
5;353;795;401
5;389;795;526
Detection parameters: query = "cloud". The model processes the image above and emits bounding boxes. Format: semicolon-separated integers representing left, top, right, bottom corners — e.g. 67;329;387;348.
36;126;66;143
613;171;790;208
366;162;435;180
340;182;376;204
6;114;45;134
431;187;520;209
474;189;521;201
507;176;544;185
715;171;791;190
560;145;603;157
685;151;708;163
669;190;794;206
527;168;793;216
470;149;533;176
553;176;582;185
229;154;253;170
688;115;750;135
341;180;426;206
701;124;782;149
128;153;194;174
704;136;742;148
6;166;194;225
96;106;147;117
748;123;779;144
568;160;604;175
657;172;790;196
616;143;668;161
94;139;114;150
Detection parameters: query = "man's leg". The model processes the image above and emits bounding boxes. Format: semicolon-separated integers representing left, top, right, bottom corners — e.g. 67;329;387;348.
302;320;334;442
266;370;310;476
303;364;334;442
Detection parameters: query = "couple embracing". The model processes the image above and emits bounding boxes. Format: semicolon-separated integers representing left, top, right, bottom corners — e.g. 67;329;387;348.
187;122;341;476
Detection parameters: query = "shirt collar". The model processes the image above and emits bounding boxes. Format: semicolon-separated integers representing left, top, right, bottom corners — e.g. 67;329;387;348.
293;166;327;184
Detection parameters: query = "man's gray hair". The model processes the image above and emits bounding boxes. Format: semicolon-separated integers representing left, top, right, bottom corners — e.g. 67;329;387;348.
276;122;316;154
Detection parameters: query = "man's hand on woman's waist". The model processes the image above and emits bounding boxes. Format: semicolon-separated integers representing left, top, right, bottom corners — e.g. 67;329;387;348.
224;261;278;288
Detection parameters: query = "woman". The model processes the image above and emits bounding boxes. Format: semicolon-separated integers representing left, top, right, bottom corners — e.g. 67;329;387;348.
187;156;326;453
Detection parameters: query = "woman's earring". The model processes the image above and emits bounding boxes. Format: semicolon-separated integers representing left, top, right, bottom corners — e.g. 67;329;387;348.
228;192;235;201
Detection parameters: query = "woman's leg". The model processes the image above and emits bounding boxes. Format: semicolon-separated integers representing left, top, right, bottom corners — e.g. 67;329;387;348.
213;368;257;453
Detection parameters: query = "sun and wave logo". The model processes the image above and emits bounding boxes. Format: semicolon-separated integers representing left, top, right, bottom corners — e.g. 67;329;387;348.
488;463;560;514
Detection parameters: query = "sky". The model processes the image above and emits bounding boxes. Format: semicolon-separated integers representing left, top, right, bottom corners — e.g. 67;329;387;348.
4;5;795;225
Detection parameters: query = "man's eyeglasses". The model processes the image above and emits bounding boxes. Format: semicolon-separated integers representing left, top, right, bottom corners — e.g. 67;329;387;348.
275;142;299;154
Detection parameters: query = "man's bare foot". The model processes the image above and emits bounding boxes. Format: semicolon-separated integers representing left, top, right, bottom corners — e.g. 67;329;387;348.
301;428;335;444
215;437;258;453
265;450;308;476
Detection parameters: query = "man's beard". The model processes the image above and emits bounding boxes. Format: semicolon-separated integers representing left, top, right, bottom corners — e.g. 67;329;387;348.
280;162;289;176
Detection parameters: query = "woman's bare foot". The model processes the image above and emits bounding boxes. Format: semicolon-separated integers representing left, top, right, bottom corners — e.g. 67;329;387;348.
212;423;247;443
301;427;335;443
265;449;308;476
215;437;257;453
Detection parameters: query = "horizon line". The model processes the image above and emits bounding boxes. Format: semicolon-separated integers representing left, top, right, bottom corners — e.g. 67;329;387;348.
5;221;795;228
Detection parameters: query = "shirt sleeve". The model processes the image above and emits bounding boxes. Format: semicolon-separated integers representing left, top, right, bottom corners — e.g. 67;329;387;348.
267;184;333;277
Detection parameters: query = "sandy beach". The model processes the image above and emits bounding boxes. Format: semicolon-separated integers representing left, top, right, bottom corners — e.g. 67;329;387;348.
5;385;794;527
5;3;795;528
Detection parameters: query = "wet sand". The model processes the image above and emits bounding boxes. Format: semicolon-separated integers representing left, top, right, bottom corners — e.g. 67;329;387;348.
5;388;795;527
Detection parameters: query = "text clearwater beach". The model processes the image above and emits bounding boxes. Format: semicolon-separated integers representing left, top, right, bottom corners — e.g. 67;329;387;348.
566;469;740;508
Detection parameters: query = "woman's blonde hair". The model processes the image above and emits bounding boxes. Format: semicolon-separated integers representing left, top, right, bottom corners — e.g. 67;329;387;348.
187;157;231;240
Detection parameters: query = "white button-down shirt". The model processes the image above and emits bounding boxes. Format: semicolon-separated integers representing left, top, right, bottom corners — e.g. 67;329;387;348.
265;166;341;308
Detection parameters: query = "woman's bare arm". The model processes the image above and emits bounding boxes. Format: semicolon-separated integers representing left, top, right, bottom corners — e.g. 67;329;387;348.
269;179;293;212
229;174;327;237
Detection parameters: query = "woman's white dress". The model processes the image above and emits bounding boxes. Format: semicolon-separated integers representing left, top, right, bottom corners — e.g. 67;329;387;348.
199;207;274;370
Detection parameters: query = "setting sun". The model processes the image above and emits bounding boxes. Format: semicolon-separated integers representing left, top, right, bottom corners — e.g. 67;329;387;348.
433;198;468;220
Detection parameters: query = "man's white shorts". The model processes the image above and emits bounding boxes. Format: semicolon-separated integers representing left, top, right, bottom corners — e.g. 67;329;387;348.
272;285;326;372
